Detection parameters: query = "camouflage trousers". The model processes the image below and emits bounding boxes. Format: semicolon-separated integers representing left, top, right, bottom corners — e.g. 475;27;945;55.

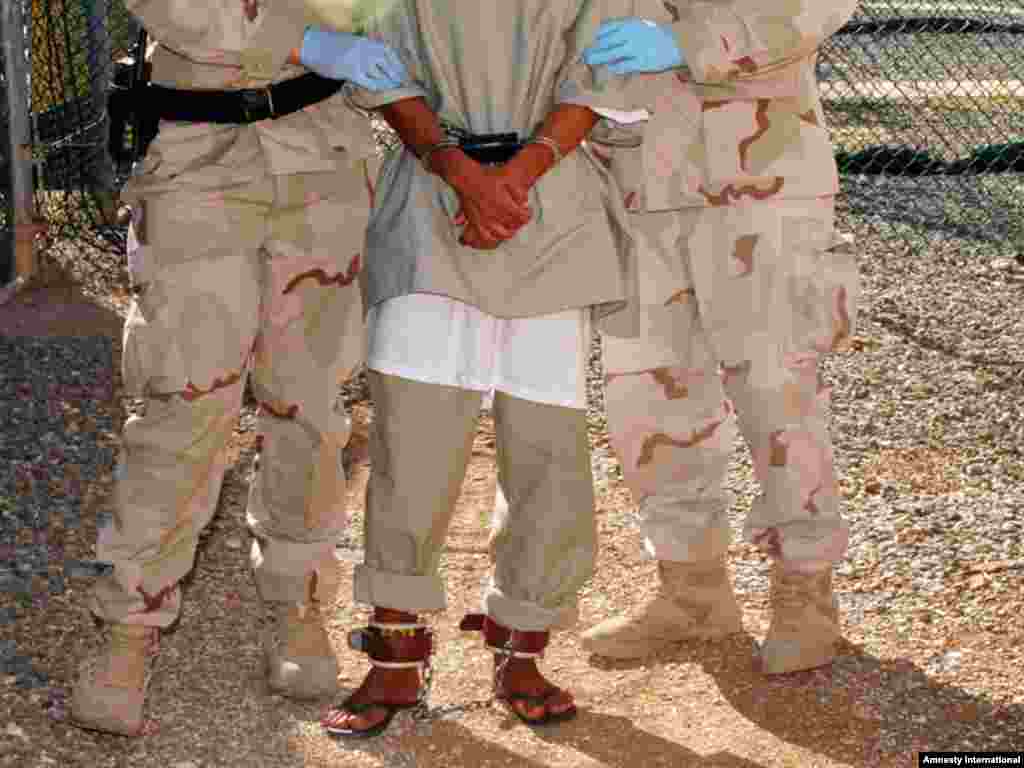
88;156;376;627
598;198;859;572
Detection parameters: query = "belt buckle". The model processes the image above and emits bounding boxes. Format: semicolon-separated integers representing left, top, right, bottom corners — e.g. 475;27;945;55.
240;86;275;123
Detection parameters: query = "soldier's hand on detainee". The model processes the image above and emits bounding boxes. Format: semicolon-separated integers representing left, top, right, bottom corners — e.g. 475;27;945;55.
583;18;685;74
299;27;408;91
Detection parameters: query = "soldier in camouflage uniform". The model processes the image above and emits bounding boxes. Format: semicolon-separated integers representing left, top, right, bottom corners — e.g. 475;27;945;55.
578;0;862;673
70;0;407;735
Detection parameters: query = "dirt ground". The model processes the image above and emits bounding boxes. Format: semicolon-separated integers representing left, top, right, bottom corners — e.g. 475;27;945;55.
1;263;1022;768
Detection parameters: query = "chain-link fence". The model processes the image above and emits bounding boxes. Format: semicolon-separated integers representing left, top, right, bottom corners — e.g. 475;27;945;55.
821;0;1024;258
23;0;138;252
4;0;1024;268
1;13;13;285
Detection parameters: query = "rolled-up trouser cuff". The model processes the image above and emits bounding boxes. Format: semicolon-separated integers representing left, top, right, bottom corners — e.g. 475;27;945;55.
744;516;850;573
639;496;732;563
250;536;337;604
482;585;577;633
353;563;448;614
87;574;183;629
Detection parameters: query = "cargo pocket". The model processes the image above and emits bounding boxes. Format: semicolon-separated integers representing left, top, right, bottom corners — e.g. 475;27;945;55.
788;221;860;354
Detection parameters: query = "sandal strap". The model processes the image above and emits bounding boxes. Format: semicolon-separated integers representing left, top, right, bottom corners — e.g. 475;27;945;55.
501;686;564;707
348;625;433;664
336;698;416;715
459;613;549;657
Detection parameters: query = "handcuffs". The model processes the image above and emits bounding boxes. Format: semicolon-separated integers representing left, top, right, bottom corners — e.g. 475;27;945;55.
420;123;562;170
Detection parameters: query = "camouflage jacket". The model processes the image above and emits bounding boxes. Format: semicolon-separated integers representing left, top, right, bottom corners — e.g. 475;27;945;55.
593;0;860;211
125;0;376;177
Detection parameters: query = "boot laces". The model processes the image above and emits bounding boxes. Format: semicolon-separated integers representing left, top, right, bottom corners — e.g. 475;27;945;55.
772;571;826;624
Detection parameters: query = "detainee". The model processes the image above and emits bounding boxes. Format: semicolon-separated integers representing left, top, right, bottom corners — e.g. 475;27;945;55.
71;0;407;735
578;0;862;674
318;0;639;738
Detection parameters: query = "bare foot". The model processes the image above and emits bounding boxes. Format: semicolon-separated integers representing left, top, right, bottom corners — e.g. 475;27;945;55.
320;666;420;733
321;608;424;735
494;655;576;723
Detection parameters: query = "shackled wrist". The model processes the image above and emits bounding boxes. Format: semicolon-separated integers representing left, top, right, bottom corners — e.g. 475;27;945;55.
527;135;564;165
419;139;461;174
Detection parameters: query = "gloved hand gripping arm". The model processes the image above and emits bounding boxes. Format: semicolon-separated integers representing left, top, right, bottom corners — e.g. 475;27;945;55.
291;26;408;91
585;0;861;84
583;18;685;75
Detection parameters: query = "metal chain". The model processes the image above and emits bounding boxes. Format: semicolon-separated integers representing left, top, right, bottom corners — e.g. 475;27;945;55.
410;698;495;723
410;638;514;723
493;635;514;698
410;652;497;723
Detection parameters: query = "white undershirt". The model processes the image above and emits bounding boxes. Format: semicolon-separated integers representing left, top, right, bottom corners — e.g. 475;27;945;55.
365;293;590;409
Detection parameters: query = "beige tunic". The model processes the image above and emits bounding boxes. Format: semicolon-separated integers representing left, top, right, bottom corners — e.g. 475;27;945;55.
126;0;377;179
347;0;639;319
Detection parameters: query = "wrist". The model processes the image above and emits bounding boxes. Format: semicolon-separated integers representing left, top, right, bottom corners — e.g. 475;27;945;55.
515;143;558;186
429;147;475;183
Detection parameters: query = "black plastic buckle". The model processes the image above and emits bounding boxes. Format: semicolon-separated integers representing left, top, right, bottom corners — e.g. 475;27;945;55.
239;86;275;123
458;132;523;166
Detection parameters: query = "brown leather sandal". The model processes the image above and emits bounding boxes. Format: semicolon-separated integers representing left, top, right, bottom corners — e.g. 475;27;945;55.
322;621;433;739
460;614;577;726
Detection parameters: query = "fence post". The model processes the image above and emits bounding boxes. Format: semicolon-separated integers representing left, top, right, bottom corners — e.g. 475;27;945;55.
2;0;39;287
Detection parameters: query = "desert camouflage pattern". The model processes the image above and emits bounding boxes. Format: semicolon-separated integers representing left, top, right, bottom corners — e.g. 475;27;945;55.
599;195;859;571
594;0;860;211
127;0;378;174
91;156;377;626
589;0;860;570
89;0;378;626
343;0;641;319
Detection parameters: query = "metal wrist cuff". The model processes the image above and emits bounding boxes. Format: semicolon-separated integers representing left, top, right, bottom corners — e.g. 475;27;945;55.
420;139;461;172
528;135;564;165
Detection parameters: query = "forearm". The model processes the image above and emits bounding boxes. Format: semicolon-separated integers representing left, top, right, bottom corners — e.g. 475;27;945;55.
376;97;447;155
514;104;600;186
375;97;489;186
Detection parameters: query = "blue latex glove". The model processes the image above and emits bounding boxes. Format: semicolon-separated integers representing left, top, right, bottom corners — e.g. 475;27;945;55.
582;18;685;75
299;26;408;91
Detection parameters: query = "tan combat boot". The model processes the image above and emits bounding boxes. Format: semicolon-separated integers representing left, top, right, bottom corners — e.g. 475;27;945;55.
71;623;159;736
760;564;840;674
580;559;744;658
262;598;339;699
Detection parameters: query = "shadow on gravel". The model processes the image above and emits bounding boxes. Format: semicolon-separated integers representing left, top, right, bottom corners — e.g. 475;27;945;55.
588;634;1023;763
533;709;766;767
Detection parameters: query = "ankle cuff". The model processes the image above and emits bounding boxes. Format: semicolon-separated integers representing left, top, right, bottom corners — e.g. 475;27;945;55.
368;659;429;670
368;621;429;633
348;625;433;664
459;613;548;658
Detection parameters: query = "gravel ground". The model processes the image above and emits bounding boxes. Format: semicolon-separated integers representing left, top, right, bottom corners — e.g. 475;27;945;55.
1;214;1024;766
0;335;119;642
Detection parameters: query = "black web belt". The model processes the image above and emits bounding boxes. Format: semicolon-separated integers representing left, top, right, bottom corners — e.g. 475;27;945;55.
144;72;344;125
